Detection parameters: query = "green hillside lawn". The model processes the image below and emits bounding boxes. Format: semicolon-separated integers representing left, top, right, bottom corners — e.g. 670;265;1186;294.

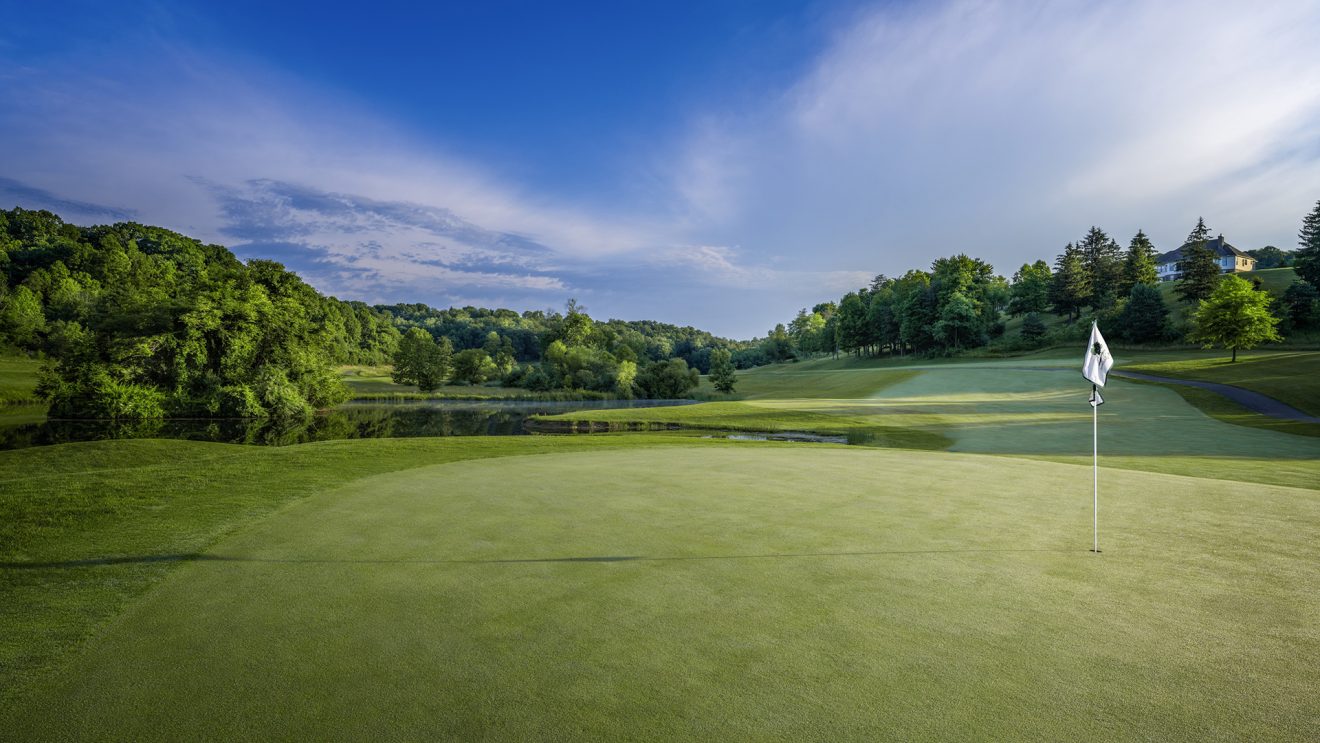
1153;267;1293;323
5;445;1319;741
340;365;536;399
0;356;41;405
1122;350;1320;416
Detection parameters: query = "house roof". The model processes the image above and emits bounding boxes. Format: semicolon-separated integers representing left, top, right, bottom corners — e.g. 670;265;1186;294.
1155;235;1254;264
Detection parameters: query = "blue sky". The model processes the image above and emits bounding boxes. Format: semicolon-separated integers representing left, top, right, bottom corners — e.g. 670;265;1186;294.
3;0;1320;338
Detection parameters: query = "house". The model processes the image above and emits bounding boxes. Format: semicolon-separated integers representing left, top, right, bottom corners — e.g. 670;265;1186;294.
1155;234;1256;282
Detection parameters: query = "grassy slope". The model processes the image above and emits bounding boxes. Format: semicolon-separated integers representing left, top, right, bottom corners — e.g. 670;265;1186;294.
0;356;41;405
340;365;535;399
1121;350;1320;416
1154;266;1300;325
7;447;1319;741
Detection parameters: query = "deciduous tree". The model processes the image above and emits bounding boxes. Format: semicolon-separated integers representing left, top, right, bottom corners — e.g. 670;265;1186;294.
708;348;737;393
1188;275;1282;362
1009;261;1051;316
392;327;453;392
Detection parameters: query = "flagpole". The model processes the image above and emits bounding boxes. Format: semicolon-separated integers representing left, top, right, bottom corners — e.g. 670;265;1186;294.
1092;383;1099;553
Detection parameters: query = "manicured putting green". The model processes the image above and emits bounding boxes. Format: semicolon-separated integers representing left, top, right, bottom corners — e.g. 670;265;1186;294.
9;447;1317;741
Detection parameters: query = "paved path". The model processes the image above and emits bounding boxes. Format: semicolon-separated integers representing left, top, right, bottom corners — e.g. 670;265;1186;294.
1113;370;1320;423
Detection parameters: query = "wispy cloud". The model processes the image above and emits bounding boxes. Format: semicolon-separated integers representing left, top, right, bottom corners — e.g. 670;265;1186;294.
0;177;135;221
0;38;700;314
3;1;1320;337
675;0;1320;272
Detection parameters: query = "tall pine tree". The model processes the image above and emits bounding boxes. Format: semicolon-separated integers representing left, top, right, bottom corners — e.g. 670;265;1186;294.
1050;242;1089;320
1077;227;1124;310
1296;199;1320;289
1176;217;1221;304
1120;230;1159;295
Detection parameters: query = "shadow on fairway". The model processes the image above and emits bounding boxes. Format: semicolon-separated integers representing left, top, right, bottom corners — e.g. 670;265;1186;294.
2;548;1080;569
0;553;231;569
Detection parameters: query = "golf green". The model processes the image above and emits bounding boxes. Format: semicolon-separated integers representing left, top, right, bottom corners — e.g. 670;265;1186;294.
8;446;1317;741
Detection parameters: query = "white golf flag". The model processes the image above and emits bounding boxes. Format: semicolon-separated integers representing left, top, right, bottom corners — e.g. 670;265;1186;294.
1082;322;1113;387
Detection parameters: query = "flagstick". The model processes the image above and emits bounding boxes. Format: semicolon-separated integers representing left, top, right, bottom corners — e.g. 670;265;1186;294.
1092;383;1099;554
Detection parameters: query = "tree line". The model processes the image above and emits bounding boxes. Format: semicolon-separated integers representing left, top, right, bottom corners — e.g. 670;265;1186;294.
0;209;750;418
756;205;1320;363
380;299;748;392
388;300;735;399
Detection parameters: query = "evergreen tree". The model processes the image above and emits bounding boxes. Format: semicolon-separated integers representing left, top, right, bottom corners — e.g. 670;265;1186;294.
1077;227;1123;309
1281;280;1319;330
1175;242;1221;304
708;347;737;393
1049;243;1089;320
1120;230;1159;295
1186;216;1212;246
1020;312;1047;342
1116;283;1170;343
1296;199;1320;289
1188;275;1282;362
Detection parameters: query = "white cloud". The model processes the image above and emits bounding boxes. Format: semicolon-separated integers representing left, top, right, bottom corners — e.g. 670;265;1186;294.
6;1;1320;337
676;0;1320;270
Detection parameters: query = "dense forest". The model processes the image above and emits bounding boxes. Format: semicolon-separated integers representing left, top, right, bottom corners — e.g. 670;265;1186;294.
0;208;748;417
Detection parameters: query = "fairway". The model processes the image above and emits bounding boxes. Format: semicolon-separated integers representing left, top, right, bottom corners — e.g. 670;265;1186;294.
555;355;1320;490
7;447;1318;741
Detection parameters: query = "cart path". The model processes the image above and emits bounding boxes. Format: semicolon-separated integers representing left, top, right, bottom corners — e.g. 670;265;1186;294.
1112;370;1320;423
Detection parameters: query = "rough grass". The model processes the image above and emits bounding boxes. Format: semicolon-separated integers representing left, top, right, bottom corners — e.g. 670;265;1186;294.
6;447;1319;741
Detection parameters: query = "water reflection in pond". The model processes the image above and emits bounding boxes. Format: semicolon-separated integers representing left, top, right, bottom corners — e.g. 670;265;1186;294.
0;399;696;450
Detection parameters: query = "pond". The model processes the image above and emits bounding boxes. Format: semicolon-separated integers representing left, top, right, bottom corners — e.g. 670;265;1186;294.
0;399;697;450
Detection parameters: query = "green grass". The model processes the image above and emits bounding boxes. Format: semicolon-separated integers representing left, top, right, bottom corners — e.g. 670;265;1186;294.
0;355;42;405
5;351;1320;740
1122;377;1320;438
0;434;751;710
5;446;1319;740
339;365;537;399
1122;350;1320;416
551;354;1320;490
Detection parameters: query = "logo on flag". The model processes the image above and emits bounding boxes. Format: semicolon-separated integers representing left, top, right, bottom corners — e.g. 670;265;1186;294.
1082;322;1113;387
